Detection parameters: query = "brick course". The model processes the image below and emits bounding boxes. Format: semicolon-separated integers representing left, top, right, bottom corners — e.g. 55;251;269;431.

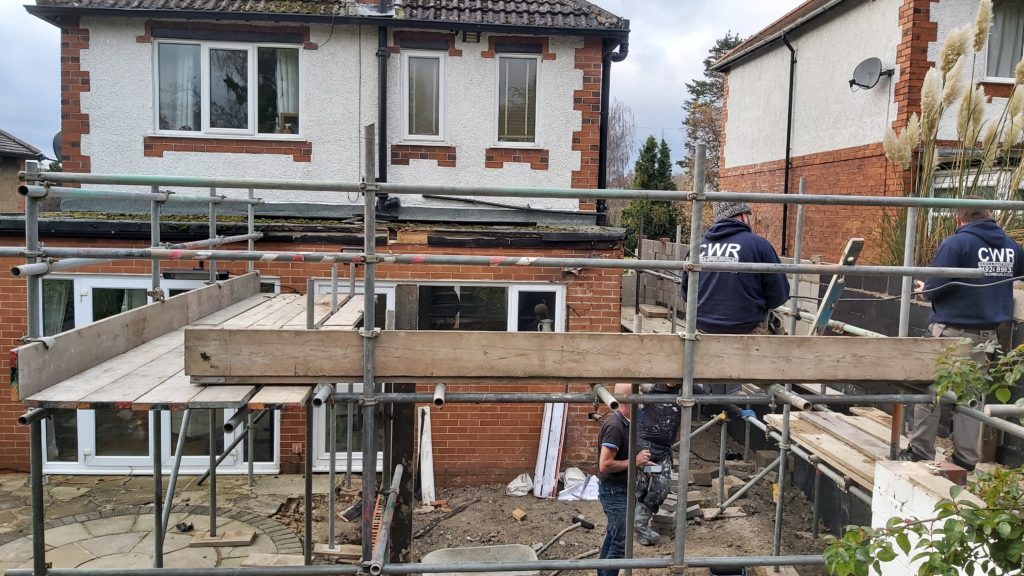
391;144;457;167
484;147;548;170
0;235;621;480
143;137;314;162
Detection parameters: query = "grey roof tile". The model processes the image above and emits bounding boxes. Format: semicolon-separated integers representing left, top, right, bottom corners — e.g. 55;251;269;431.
33;0;627;31
0;129;44;160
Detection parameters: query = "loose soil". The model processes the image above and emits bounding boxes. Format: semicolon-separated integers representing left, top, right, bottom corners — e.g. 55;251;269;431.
274;431;830;575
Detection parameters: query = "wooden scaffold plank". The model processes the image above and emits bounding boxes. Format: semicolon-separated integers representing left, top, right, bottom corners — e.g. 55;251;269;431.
184;330;966;386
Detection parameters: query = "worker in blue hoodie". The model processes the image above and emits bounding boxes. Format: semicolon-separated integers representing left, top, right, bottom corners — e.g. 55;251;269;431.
899;203;1024;471
680;202;790;408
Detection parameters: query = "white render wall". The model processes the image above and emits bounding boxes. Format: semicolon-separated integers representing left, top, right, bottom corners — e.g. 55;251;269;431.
77;17;584;210
931;0;1008;142
722;0;901;168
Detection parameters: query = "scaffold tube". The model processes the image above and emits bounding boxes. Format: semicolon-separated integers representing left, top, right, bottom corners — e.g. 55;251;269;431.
3;248;990;279
330;392;936;405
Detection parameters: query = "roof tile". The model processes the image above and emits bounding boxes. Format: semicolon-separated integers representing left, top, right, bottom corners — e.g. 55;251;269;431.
33;0;627;30
0;129;44;160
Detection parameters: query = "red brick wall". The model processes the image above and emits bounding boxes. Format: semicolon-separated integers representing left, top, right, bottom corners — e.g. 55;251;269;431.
143;137;313;162
60;18;91;174
0;236;621;480
573;37;603;212
392;144;457;167
720;143;896;262
484;148;548;170
894;0;936;130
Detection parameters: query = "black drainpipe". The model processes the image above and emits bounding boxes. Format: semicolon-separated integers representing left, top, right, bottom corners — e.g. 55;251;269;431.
377;0;389;184
780;34;796;256
598;33;629;225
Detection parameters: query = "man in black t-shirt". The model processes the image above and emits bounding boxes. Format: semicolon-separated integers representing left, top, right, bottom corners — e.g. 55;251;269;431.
596;384;650;576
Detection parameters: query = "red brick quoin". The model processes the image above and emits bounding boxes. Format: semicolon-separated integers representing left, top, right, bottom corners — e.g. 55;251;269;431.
572;37;603;211
61;18;91;174
485;148;548;170
391;144;456;167
143;137;313;162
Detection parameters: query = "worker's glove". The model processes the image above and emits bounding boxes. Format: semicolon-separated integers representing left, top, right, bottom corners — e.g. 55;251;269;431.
740;409;757;421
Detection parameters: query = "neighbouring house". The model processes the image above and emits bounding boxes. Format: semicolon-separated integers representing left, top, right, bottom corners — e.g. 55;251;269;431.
0;0;631;482
713;0;1011;263
0;129;44;213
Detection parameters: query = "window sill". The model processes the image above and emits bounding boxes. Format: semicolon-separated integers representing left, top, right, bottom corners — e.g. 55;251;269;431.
981;77;1013;85
395;140;453;147
491;143;543;150
152;131;307;141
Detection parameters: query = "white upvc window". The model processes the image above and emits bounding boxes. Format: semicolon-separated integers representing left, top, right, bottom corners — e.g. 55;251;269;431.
154;40;302;137
312;280;565;472
986;0;1024;80
496;55;540;146
401;51;446;141
40;273;281;474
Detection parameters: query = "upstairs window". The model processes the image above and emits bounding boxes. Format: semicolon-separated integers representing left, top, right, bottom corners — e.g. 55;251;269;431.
497;55;538;145
156;41;301;136
987;0;1024;78
401;51;445;141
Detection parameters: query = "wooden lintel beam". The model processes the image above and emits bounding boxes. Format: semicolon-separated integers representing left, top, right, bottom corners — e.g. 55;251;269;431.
184;329;965;385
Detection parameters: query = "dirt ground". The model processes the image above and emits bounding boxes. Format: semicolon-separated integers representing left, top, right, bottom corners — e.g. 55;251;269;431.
274;430;830;575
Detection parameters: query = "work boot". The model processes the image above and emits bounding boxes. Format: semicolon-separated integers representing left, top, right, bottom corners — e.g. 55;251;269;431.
635;525;660;547
896;448;925;462
949;452;976;472
634;505;660;546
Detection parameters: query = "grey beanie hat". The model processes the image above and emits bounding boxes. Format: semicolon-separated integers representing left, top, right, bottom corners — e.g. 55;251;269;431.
713;202;752;222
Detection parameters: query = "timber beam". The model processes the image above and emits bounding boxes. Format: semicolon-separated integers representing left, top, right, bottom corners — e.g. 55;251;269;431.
184;330;965;386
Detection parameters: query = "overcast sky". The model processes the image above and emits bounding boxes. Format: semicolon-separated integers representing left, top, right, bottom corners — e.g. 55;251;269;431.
0;1;803;164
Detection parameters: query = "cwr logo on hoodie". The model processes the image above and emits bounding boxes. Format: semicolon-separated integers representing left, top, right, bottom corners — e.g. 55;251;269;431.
977;247;1015;277
699;242;741;263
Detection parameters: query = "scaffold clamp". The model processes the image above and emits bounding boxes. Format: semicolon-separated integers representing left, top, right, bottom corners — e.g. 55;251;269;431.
676;397;696;408
360;328;381;338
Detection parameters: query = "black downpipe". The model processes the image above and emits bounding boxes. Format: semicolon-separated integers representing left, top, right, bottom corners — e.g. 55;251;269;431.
781;34;796;256
598;34;629;225
377;0;389;184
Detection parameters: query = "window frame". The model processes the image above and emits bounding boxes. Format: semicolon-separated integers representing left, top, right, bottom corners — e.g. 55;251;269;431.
494;54;541;148
400;50;447;143
39;273;282;475
152;39;304;139
311;280;565;472
983;1;1023;82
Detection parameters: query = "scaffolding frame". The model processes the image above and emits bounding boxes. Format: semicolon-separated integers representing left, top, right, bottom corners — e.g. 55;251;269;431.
9;139;1024;576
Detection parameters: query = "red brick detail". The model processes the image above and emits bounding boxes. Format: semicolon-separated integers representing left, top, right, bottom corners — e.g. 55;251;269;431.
982;82;1013;99
571;37;602;212
61;18;91;175
894;0;937;130
136;20;316;49
390;31;462;57
481;35;555;60
143;137;313;162
484;148;549;170
720;143;897;263
391;144;456;167
0;237;622;479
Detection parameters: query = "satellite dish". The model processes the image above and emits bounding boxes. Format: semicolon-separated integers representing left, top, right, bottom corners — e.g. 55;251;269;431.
52;132;62;160
849;57;894;90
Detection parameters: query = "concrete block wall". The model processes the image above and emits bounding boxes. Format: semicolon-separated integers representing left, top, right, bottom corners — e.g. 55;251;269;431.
872;461;990;576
